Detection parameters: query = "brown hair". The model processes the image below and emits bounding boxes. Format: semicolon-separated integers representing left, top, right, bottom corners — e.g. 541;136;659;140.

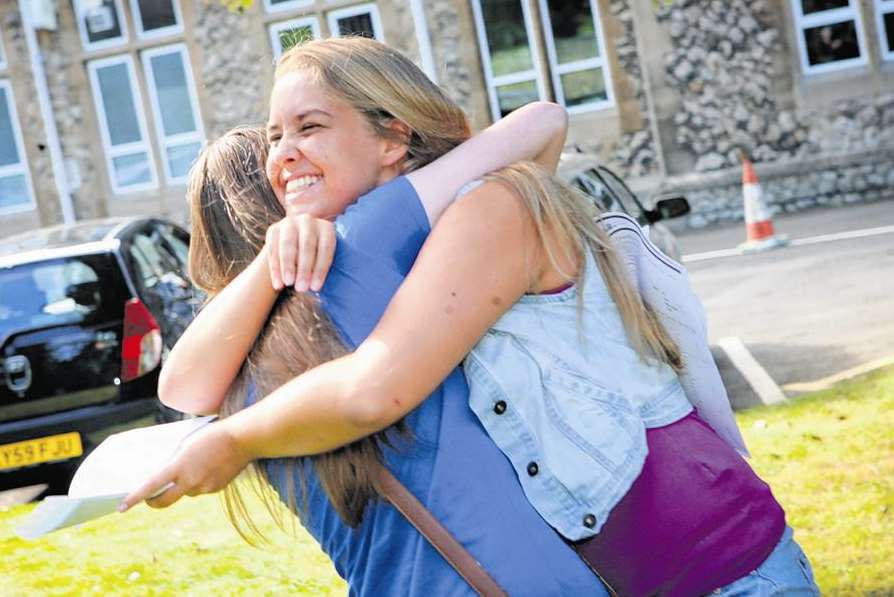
187;127;401;542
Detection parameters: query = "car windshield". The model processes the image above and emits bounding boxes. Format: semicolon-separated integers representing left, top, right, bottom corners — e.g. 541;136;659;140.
0;257;108;333
574;168;639;215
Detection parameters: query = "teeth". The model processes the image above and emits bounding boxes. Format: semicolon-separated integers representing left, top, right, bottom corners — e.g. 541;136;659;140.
286;175;321;191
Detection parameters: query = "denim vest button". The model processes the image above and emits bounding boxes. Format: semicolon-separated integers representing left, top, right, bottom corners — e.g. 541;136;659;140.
583;514;597;528
526;462;539;476
494;400;507;415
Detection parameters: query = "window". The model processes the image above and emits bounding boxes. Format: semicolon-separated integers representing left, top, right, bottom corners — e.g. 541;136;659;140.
327;4;384;41
74;0;128;51
0;80;35;213
471;0;547;120
142;45;204;183
792;0;867;74
270;17;321;59
129;0;182;39
538;0;613;112
877;0;894;60
87;55;157;193
264;0;313;13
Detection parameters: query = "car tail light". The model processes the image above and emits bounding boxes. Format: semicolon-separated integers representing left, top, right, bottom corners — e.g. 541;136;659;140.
121;298;163;382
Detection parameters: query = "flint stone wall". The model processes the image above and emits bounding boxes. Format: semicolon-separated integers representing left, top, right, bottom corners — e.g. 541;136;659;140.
651;0;894;227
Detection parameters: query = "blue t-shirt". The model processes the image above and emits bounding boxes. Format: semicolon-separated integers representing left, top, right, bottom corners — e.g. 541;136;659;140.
262;177;607;597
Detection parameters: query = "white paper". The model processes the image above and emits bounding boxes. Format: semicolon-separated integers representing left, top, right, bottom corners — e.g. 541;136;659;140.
599;213;749;456
15;416;215;539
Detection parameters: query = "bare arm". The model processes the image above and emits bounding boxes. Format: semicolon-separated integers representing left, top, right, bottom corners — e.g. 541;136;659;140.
409;101;567;224
220;182;540;458
158;103;565;417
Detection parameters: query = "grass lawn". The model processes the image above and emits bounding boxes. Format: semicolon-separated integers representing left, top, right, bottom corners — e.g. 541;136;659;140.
2;366;892;596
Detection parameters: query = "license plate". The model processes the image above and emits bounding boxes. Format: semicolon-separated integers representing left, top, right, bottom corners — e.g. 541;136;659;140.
0;432;83;472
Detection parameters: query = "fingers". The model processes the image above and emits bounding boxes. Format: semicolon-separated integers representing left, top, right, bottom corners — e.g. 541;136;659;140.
146;482;187;509
266;226;283;291
119;467;178;512
293;215;319;292
310;222;336;291
265;215;333;292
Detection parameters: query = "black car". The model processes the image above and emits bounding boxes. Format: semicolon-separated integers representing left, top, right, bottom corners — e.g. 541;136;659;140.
558;154;691;261
0;217;199;494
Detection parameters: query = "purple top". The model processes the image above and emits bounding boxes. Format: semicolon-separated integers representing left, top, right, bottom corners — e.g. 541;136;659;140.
574;411;786;596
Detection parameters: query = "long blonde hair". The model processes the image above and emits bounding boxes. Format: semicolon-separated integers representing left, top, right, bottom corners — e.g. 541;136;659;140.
483;162;682;372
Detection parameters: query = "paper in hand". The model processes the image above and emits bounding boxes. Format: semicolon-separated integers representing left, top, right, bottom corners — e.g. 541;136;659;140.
599;213;749;456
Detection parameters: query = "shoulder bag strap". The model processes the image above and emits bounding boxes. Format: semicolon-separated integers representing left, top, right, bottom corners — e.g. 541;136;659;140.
372;462;509;597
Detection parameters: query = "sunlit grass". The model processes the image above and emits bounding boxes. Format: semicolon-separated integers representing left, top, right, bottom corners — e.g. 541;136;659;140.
1;366;891;596
737;365;894;596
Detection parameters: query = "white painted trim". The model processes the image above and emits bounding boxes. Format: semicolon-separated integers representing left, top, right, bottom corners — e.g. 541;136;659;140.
0;79;37;214
87;54;158;194
469;0;547;122
718;337;787;405
128;0;183;40
141;43;205;185
263;0;313;14
537;0;614;113
875;0;894;61
74;0;129;52
327;3;385;42
409;0;437;82
0;29;6;70
790;0;868;75
269;16;321;60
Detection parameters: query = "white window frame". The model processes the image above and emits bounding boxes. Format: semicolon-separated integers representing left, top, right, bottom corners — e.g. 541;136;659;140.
74;0;129;52
791;0;868;75
141;43;205;185
0;80;36;214
0;30;7;70
87;54;158;194
263;0;314;14
537;0;614;113
470;0;547;122
128;0;183;40
269;17;321;60
327;4;385;42
876;0;894;61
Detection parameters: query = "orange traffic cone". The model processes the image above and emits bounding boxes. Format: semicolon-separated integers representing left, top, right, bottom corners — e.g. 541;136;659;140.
739;156;787;252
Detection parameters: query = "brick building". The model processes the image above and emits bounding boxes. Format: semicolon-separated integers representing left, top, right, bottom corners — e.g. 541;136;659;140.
0;0;892;238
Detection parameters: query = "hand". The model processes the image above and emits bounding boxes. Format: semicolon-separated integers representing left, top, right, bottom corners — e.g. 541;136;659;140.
265;214;336;292
118;424;252;512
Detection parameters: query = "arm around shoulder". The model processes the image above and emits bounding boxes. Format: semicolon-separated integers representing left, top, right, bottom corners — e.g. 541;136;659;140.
221;181;540;458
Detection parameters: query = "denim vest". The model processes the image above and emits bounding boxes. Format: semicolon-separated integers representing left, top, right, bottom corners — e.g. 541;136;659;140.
463;249;692;541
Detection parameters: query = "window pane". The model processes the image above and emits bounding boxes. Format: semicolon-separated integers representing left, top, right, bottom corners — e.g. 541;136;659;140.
80;0;124;44
801;0;849;14
885;12;894;53
149;52;196;136
0;174;28;209
547;0;600;64
561;68;607;106
277;25;315;53
804;20;860;65
0;88;21;167
336;13;375;38
136;0;177;32
496;80;539;117
112;152;152;187
96;63;142;146
482;0;534;76
166;142;201;179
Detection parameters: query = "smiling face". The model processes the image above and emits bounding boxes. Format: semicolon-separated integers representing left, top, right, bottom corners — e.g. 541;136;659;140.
265;70;402;220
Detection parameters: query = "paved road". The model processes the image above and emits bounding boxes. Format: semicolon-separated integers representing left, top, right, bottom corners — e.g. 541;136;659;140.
676;199;894;408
